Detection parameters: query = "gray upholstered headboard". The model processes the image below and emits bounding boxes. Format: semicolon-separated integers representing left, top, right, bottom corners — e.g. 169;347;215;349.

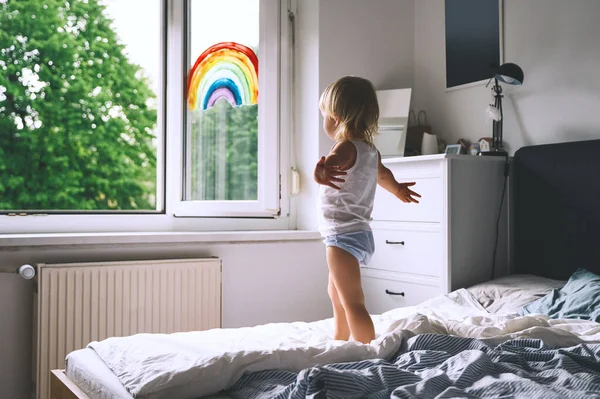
512;139;600;280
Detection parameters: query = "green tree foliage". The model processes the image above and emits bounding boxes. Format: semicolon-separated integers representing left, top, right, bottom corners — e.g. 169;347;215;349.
190;100;258;201
0;0;157;211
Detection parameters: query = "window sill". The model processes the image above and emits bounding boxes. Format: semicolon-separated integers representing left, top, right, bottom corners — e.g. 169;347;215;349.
0;230;322;248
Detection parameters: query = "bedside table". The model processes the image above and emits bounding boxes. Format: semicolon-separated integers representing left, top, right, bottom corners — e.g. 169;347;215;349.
362;154;509;314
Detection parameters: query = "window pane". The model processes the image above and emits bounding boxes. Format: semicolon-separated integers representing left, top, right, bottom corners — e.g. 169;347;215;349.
0;0;160;212
186;0;259;201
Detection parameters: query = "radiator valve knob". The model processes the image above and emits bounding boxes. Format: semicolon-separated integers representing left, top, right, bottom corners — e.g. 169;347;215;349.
19;264;35;280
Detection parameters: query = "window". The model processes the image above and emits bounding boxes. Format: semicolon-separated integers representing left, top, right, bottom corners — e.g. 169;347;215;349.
172;0;284;218
0;0;162;213
0;0;292;233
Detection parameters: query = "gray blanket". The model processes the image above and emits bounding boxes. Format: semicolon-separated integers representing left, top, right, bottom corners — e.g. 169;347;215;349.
225;334;600;399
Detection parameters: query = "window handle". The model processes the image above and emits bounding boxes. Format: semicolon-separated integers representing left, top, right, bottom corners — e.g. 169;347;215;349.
385;289;405;296
385;240;405;245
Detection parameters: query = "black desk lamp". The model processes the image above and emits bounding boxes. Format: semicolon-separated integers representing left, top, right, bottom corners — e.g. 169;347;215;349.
481;62;525;156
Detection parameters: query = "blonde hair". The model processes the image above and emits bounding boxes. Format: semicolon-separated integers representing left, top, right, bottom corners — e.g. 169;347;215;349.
319;76;379;144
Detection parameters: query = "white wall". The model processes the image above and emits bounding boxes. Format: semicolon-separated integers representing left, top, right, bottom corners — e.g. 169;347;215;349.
296;0;415;230
0;239;329;399
319;0;415;153
319;0;415;93
413;0;600;154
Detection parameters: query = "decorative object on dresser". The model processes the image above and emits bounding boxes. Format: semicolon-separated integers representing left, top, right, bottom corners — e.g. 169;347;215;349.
482;62;525;156
374;88;412;157
444;144;462;155
456;139;470;154
469;143;481;156
361;154;509;315
405;110;432;156
478;138;492;153
420;132;439;155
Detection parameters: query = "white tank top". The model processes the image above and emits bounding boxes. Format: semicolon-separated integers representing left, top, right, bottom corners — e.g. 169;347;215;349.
318;140;379;237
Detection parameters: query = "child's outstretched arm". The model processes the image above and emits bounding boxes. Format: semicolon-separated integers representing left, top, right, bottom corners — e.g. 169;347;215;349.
377;151;421;203
314;141;357;190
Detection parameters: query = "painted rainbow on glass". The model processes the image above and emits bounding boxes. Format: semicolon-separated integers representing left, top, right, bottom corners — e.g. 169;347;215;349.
187;42;259;111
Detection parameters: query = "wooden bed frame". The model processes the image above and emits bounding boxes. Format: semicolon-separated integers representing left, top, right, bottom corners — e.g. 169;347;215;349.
51;370;91;399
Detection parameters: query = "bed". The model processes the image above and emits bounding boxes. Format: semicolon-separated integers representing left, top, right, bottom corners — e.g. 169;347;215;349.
52;139;600;399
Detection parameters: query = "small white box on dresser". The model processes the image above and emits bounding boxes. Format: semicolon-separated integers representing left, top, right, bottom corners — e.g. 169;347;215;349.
362;154;509;315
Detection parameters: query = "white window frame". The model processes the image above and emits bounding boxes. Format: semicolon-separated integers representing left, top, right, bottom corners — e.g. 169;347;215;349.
170;0;284;218
0;0;294;235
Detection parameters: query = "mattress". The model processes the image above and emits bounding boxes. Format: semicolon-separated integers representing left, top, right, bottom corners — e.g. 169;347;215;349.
65;287;600;398
65;348;233;399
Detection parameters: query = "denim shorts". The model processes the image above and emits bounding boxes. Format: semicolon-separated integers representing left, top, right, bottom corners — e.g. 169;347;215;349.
323;230;375;266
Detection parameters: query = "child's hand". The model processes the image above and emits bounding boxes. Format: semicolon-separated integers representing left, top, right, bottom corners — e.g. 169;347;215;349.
314;156;346;189
396;182;421;203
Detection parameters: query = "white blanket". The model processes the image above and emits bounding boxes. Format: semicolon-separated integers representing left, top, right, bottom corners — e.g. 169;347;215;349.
87;289;600;399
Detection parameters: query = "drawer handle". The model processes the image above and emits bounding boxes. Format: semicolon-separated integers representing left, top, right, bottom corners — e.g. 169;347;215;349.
385;289;405;296
385;240;405;245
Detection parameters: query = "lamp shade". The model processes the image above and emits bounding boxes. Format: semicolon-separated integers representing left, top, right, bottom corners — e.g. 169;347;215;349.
495;62;524;85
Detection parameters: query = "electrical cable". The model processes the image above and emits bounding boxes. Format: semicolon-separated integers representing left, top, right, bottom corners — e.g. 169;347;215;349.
491;155;509;280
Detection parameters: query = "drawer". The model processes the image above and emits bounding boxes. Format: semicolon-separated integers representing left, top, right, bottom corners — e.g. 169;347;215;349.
367;224;443;278
381;159;442;176
371;176;443;223
362;275;441;315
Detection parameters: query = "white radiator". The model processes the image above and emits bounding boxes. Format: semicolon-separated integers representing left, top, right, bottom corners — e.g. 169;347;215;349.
33;258;222;399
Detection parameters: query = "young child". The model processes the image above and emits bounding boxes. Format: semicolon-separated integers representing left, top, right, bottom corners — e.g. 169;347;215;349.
314;76;421;344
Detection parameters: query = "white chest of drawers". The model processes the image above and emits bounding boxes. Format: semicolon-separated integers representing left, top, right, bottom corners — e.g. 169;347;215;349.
361;154;509;314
